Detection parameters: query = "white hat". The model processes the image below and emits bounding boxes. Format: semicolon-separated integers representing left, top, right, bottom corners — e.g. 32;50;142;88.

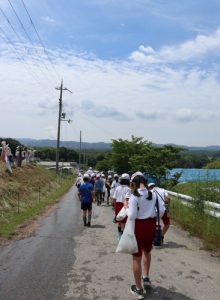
114;173;119;178
101;173;106;177
96;173;101;178
131;171;143;182
83;173;90;179
148;182;156;188
107;175;112;179
121;173;130;180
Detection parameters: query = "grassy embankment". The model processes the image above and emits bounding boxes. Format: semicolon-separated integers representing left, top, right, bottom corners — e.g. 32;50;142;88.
0;161;75;239
170;181;220;252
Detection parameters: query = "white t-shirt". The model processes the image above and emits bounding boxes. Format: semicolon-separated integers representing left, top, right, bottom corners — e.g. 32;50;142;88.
110;180;120;197
127;188;165;220
113;185;131;203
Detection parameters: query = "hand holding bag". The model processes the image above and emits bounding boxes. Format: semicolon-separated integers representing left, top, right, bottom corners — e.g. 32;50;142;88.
116;218;138;254
92;203;100;219
116;207;127;221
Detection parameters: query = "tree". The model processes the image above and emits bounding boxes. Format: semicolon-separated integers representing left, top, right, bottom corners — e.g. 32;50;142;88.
111;136;152;173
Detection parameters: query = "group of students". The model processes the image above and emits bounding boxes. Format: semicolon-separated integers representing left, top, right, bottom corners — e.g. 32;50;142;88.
76;170;171;300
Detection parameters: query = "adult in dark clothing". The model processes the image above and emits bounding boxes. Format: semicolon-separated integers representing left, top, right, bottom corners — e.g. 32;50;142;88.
78;173;95;227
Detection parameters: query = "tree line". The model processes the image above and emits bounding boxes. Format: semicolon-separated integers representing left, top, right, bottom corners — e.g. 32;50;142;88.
2;136;220;180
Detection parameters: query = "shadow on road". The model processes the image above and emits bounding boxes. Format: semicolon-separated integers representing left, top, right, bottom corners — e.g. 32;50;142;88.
164;241;188;249
90;224;106;229
145;285;193;300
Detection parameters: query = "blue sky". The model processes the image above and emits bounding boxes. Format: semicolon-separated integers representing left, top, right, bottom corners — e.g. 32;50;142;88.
0;0;220;146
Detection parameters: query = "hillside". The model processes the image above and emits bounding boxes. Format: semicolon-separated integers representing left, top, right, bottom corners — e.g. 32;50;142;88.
0;161;74;241
18;138;112;150
18;138;220;151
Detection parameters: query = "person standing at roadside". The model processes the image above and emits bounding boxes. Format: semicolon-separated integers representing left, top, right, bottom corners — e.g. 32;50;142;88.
148;182;171;243
124;173;165;299
78;173;95;227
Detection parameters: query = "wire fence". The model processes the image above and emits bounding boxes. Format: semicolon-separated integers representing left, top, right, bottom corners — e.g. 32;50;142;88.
0;177;65;218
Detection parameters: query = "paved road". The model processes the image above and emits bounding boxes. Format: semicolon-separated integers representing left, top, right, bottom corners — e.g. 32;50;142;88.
0;186;220;300
0;186;82;300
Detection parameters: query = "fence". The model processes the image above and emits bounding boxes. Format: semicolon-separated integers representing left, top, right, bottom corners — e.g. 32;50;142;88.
167;190;220;218
0;177;64;217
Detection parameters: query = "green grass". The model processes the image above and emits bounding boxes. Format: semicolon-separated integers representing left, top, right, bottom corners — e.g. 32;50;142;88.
172;181;220;204
0;176;74;238
170;198;220;252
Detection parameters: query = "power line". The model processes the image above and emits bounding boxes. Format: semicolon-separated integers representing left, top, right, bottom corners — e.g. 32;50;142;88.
7;0;58;86
0;25;57;100
20;0;61;82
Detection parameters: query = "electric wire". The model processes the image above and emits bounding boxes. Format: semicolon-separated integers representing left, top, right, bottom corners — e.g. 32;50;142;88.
20;0;61;82
0;5;55;91
7;0;58;86
0;25;57;101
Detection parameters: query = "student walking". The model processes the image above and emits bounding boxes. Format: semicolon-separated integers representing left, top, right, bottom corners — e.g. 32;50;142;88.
124;172;165;299
78;173;95;227
110;174;120;208
106;175;113;205
94;174;104;205
113;173;131;239
148;182;171;243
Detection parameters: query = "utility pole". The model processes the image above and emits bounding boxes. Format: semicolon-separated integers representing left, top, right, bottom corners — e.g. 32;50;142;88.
55;80;72;173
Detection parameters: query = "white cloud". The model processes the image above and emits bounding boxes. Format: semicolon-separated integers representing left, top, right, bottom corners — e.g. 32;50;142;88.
42;16;57;26
1;35;220;146
130;28;220;64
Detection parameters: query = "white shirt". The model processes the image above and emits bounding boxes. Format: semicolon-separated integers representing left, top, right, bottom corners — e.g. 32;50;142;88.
153;187;168;202
110;180;120;196
113;185;131;203
127;188;165;220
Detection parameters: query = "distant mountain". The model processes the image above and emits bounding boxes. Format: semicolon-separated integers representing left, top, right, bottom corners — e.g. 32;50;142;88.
18;138;112;150
18;138;220;152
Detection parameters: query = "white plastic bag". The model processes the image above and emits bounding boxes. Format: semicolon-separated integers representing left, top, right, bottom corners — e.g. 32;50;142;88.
116;219;138;254
92;204;100;219
116;207;127;221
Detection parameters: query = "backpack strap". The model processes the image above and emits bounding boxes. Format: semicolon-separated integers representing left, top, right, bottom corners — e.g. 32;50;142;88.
154;192;160;226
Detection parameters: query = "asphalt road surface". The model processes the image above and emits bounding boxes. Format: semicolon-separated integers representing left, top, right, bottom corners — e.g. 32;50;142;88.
0;186;220;300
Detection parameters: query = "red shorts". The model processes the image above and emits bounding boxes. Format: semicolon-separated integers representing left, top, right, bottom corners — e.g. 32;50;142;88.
133;218;156;257
162;210;170;225
115;202;127;223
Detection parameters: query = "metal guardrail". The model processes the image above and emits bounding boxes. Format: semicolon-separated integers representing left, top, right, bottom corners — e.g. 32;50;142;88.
167;191;220;218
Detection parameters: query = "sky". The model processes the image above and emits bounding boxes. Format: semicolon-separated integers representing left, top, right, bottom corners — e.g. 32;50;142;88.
0;0;220;147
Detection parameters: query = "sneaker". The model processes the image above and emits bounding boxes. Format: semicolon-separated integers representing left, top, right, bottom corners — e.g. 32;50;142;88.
161;235;164;244
130;285;144;299
142;276;151;288
86;222;91;227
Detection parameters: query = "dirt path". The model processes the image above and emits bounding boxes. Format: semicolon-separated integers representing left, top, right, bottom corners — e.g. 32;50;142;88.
65;196;220;300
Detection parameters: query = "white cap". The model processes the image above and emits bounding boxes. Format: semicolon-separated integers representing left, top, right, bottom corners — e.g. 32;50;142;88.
83;173;90;179
131;171;143;182
114;173;119;178
96;173;101;178
101;173;105;177
121;173;130;180
148;182;156;188
107;175;112;179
